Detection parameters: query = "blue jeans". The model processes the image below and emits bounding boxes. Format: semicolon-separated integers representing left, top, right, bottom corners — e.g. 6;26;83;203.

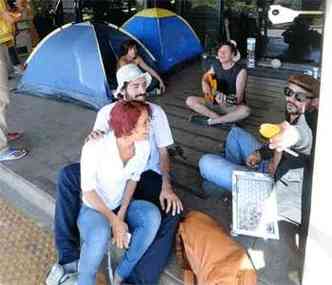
55;164;181;284
77;201;161;285
199;127;269;191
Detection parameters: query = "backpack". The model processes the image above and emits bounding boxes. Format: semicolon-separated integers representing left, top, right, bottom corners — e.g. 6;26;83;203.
176;211;257;285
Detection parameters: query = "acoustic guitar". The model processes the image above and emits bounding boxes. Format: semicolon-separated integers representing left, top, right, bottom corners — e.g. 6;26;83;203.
204;73;218;104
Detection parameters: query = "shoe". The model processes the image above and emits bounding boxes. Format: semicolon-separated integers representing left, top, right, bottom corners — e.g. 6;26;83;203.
0;147;28;161
46;263;78;285
189;115;209;127
7;132;24;142
202;180;232;206
13;65;24;76
213;122;234;129
188;186;209;199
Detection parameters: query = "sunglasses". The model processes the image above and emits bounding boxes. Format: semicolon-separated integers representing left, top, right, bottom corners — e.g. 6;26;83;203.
284;87;310;102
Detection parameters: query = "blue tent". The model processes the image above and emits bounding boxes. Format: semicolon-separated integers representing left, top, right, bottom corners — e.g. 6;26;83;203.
122;8;203;73
17;22;156;110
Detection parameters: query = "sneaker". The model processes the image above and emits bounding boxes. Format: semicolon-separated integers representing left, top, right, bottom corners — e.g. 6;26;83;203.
0;147;28;162
46;263;78;285
7;132;24;142
13;65;24;76
202;180;232;206
188;186;209;199
189;115;209;127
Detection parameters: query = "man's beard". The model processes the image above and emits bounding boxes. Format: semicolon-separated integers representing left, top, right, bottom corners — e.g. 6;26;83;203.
286;102;300;115
124;93;146;101
134;93;146;100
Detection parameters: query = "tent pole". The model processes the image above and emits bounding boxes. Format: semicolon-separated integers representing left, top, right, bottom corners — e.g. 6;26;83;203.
73;0;82;23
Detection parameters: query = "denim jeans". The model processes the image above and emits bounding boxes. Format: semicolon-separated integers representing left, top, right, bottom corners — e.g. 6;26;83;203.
199;127;269;191
127;170;182;284
55;164;181;284
77;201;161;285
55;163;81;265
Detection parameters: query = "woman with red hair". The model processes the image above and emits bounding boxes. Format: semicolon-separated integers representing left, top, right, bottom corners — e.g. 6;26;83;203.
77;101;161;285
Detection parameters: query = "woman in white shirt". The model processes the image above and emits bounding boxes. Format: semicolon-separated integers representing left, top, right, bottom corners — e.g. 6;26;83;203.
78;101;161;285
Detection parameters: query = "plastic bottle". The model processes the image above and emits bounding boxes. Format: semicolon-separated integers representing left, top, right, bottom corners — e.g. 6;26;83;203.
247;38;256;68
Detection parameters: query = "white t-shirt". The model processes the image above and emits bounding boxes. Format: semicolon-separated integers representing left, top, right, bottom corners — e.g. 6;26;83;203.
80;131;150;210
93;102;174;174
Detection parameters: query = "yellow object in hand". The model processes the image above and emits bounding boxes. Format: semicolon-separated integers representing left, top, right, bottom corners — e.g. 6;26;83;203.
259;123;281;139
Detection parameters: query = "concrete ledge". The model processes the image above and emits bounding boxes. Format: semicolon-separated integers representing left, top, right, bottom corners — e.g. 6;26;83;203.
0;163;54;229
0;163;183;285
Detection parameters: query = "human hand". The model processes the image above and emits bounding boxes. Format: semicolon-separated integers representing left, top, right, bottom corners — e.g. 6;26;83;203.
160;182;183;216
85;130;105;143
215;92;226;105
269;121;300;152
112;217;129;249
202;81;211;95
267;160;278;176
0;10;21;24
246;151;261;168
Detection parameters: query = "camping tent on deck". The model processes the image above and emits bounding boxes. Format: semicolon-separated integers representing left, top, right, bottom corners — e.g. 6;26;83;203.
17;22;156;110
122;8;203;73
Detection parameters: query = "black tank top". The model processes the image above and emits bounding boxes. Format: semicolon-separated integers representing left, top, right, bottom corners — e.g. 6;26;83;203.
211;60;244;95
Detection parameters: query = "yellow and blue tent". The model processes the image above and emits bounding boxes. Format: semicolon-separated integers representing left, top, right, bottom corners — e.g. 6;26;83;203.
122;8;203;73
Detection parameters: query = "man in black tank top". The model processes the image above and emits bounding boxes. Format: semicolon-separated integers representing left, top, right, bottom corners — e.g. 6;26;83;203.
186;41;250;127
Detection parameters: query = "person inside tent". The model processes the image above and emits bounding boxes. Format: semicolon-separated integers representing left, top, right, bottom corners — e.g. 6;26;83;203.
186;41;250;127
117;39;166;95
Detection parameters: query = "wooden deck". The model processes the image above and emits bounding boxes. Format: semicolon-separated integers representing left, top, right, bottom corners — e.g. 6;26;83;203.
150;62;301;285
152;62;286;204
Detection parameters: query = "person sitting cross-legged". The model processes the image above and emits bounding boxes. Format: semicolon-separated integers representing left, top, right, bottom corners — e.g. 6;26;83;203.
186;41;250;127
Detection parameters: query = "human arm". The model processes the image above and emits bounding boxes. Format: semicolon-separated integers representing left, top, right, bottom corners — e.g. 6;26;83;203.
0;10;21;25
235;68;247;104
84;105;113;142
159;147;183;216
137;56;166;92
82;190;129;249
201;67;214;96
115;180;137;248
268;150;282;176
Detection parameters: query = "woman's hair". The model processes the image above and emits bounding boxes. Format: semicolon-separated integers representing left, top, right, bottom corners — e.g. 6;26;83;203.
218;41;238;56
120;39;138;57
288;74;320;98
109;101;150;138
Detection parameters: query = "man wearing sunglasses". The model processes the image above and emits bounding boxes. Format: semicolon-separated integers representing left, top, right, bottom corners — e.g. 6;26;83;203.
199;74;319;225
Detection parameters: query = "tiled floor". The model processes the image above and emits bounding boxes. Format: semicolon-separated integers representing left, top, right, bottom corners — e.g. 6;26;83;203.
0;196;107;285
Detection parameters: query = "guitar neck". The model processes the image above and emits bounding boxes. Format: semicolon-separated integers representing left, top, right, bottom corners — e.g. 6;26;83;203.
300;11;323;15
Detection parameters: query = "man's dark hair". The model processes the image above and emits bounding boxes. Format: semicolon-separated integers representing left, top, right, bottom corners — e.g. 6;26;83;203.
120;39;138;57
218;41;238;56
